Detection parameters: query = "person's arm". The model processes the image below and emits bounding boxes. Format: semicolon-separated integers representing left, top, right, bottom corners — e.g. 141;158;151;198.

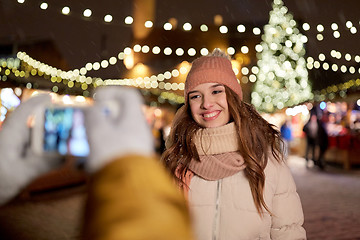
270;161;307;239
83;86;194;240
83;154;194;240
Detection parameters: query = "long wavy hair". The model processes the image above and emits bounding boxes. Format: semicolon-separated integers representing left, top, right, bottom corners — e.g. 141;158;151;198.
161;86;283;216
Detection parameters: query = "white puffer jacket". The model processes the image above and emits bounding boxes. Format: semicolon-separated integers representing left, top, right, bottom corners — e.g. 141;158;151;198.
188;157;306;240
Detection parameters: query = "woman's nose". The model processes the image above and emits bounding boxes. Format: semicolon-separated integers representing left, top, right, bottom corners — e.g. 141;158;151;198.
201;95;214;109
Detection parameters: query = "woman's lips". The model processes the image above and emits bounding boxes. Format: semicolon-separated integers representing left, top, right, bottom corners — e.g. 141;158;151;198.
202;110;220;121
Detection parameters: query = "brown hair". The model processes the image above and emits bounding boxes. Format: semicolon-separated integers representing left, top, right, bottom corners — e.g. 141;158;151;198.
161;86;283;216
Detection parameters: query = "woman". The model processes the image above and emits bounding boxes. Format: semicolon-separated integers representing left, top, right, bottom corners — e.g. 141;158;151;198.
162;49;306;239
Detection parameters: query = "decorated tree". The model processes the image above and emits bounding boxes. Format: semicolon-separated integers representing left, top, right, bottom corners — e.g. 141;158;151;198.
251;0;312;113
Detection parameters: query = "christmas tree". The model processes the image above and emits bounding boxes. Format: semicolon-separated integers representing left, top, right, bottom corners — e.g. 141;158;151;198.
251;0;312;113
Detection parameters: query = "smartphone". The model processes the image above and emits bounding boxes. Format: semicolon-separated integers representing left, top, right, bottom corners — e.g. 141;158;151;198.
32;105;90;158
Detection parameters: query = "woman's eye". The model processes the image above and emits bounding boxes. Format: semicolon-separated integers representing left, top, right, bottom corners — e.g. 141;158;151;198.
213;90;223;94
190;95;200;100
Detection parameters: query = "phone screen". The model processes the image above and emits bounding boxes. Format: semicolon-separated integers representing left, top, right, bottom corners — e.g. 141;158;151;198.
43;107;89;157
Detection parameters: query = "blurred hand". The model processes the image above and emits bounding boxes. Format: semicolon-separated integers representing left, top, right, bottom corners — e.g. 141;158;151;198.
0;94;63;205
84;86;154;173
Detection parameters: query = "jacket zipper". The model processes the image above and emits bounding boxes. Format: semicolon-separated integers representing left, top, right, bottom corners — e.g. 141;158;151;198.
212;179;222;240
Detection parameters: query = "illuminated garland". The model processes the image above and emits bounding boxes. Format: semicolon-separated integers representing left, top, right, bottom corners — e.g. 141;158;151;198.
16;51;187;92
15;0;360;41
2;54;359;106
0;57;186;104
314;78;360;101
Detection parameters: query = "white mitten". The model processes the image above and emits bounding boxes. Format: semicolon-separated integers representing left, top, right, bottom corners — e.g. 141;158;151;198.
84;86;154;173
0;94;63;205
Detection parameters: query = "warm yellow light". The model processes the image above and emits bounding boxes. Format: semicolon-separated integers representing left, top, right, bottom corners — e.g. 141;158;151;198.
346;20;353;28
183;23;192;31
214;15;223;26
176;48;184;56
241;46;249;54
124;47;132;55
164;47;172;55
101;60;109;68
188;48;196;56
124;51;134;69
318;53;326;61
200;48;209;56
253;27;261;35
109;57;117;65
141;45;150;53
241;67;249;75
227;47;235;55
350;27;357;34
40;2;48;10
237;24;246;33
164;23;172;30
323;62;329;70
93;62;100;70
255;44;263;52
316;24;324;32
145;21;153;28
62;6;70;15
316;34;324;41
219;25;228;34
125;16;133;24
133;44;141;52
104;15;113;23
152;46;161;54
83;9;92;17
118;52;125;60
331;23;338;30
200;24;208;32
302;23;310;31
249;74;257;82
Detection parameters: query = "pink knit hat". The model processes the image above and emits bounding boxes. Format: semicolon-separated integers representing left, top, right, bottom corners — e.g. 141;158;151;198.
185;51;243;102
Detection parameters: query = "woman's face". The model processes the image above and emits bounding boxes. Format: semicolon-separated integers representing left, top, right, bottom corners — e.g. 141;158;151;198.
188;83;230;128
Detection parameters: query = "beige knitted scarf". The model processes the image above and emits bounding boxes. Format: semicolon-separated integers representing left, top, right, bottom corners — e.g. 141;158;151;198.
188;122;246;180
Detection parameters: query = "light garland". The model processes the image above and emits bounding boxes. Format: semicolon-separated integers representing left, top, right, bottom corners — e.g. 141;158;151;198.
9;1;360;107
314;78;360;102
3;51;360;106
0;60;186;104
306;54;360;74
15;0;360;41
11;46;360;99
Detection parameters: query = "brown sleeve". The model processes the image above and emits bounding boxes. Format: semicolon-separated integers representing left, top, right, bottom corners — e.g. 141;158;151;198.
82;154;194;240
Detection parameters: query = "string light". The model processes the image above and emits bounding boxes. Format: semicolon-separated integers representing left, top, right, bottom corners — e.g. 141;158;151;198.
124;16;133;24
237;24;246;33
183;23;192;31
13;2;360;43
164;22;172;30
40;2;48;10
145;20;153;28
62;6;70;15
104;15;113;23
200;24;208;32
9;2;360;106
83;9;92;17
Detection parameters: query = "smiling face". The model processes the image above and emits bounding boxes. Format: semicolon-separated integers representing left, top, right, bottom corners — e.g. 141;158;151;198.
188;83;230;128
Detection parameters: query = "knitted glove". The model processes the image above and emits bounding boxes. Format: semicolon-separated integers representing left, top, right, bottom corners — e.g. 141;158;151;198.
0;94;63;205
84;86;154;173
